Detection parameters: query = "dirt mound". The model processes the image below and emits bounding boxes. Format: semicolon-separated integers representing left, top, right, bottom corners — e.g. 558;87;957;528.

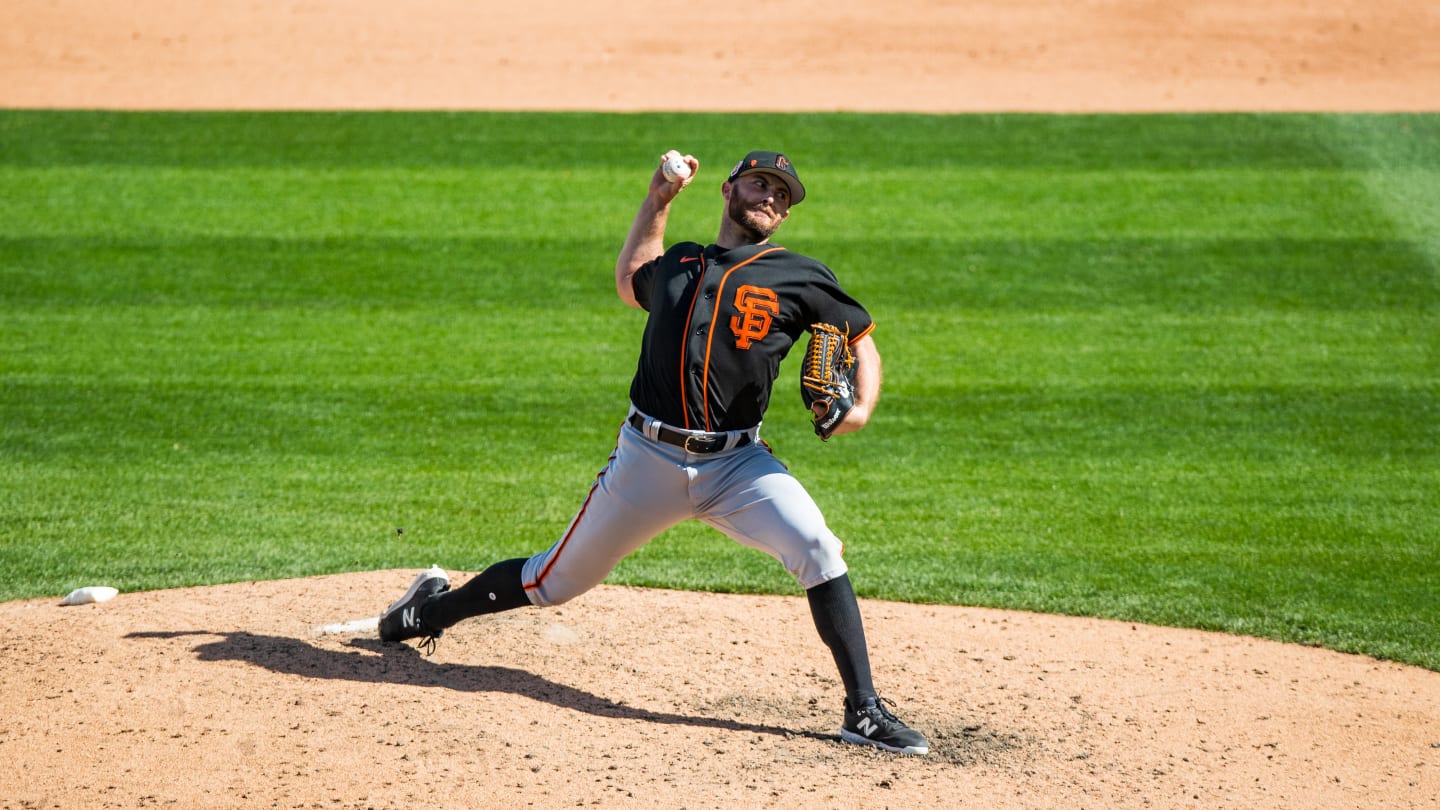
2;573;1435;808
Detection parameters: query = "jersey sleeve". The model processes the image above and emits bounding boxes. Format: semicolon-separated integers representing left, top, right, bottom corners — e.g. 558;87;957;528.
630;255;660;312
806;261;874;342
629;241;704;313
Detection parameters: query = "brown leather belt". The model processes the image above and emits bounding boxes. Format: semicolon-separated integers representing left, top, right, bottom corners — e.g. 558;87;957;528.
627;413;752;454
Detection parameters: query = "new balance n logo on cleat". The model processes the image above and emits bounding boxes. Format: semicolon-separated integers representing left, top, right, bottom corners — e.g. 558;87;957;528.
840;695;929;756
379;566;450;648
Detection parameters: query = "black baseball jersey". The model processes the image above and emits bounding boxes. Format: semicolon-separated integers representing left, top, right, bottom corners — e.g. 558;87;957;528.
629;241;873;432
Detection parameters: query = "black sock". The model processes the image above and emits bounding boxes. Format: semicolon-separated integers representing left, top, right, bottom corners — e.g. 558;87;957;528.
420;557;531;630
806;573;877;707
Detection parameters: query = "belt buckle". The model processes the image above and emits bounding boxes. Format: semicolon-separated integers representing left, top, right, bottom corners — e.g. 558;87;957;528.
684;434;716;453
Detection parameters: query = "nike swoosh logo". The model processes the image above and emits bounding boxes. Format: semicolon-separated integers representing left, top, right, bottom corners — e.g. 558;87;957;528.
680;256;700;263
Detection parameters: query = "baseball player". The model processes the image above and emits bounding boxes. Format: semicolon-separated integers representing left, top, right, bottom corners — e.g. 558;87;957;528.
379;149;929;756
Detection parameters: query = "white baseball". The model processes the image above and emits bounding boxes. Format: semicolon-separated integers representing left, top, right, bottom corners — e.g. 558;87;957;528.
662;155;691;182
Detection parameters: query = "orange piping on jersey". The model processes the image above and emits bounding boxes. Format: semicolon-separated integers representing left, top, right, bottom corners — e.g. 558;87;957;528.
701;246;786;431
849;321;875;345
675;252;706;430
526;443;620;593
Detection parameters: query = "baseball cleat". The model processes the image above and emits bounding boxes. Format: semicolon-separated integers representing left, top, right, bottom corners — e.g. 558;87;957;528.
379;565;450;651
840;695;930;755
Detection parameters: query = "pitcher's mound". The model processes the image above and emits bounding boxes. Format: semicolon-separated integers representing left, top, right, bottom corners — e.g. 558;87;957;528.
1;571;1434;808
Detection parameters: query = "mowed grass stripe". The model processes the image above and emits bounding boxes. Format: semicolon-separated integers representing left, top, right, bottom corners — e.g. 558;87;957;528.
2;235;1433;309
0;165;1420;239
3;110;1437;171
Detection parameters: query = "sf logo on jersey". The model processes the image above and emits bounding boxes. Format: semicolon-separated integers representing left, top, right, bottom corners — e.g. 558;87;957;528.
730;285;779;349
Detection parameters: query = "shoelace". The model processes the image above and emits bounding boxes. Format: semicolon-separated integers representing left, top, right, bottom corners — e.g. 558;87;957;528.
860;695;902;724
414;581;449;656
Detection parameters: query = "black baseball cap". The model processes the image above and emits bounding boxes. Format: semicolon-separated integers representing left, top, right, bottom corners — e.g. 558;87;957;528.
727;150;806;205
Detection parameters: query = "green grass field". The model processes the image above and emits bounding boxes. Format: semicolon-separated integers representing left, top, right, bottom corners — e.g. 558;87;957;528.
2;111;1436;670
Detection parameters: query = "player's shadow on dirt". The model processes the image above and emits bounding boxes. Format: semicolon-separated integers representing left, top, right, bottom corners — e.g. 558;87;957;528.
126;630;824;742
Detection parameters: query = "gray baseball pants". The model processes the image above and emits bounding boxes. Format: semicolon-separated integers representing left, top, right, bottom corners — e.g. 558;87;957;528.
521;412;848;606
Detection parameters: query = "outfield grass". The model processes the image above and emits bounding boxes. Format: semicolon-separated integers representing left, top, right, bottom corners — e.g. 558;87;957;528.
2;111;1436;670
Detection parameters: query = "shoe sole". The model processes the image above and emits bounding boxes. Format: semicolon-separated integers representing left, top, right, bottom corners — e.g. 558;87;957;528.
840;728;929;756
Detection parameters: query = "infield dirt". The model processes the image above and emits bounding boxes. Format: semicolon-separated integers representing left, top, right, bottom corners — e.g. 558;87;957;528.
3;1;1438;808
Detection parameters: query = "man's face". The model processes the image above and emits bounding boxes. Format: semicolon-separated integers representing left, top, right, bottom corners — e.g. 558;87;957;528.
724;172;792;242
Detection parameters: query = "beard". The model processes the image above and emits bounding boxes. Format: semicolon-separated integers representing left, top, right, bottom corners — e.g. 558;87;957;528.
726;193;782;244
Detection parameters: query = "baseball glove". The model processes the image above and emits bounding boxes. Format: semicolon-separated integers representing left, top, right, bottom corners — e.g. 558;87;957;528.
800;322;857;440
